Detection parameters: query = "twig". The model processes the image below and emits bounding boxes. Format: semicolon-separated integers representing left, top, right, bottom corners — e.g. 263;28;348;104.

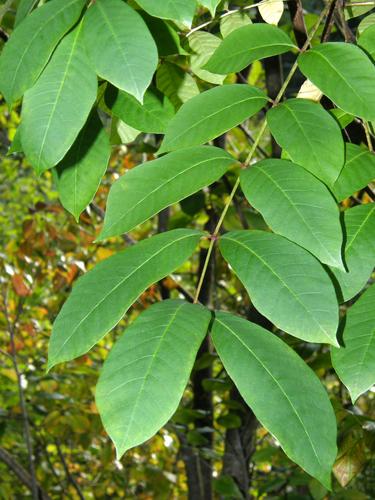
0;447;51;500
1;291;39;500
363;121;374;151
238;124;269;158
55;440;85;500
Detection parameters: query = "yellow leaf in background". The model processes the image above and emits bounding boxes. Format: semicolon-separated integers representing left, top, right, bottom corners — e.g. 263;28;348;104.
96;247;114;261
258;0;284;25
297;79;323;102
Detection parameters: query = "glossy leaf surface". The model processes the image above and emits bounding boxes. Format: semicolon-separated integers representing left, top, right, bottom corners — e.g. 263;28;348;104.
219;230;339;345
97;300;211;457
48;229;203;369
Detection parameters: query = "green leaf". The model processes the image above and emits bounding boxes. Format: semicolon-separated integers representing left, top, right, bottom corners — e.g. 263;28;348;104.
240;159;344;269
55;112;111;221
329;109;354;129
0;0;86;105
331;284;375;403
99;146;235;239
141;13;185;57
159;84;267;153
21;24;97;173
96;299;210;457
332;144;375;202
48;229;203;369
189;31;225;85
136;0;196;28
358;25;375;60
204;23;296;75
105;86;175;134
219;230;339;345
298;43;375;121
358;13;375;35
212;311;337;488
14;0;39;27
331;203;375;302
83;0;158;103
156;62;200;110
199;0;221;17
345;2;374;20
267;99;345;186
7;127;23;155
220;10;252;38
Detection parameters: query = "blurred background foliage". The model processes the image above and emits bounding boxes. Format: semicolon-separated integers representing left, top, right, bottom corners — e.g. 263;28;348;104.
1;0;375;498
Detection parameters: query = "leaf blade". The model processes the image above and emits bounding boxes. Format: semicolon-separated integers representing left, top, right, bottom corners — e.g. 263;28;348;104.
99;146;235;239
0;0;86;105
212;311;337;489
331;284;375;402
332;143;375;202
55;112;111;221
204;23;296;74
21;24;97;172
266;98;345;186
240;159;344;268
48;229;203;369
83;0;158;102
159;84;268;152
331;203;375;302
298;43;375;121
96;299;211;457
219;230;339;345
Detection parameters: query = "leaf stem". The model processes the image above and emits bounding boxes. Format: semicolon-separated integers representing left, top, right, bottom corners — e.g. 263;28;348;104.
193;0;334;304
